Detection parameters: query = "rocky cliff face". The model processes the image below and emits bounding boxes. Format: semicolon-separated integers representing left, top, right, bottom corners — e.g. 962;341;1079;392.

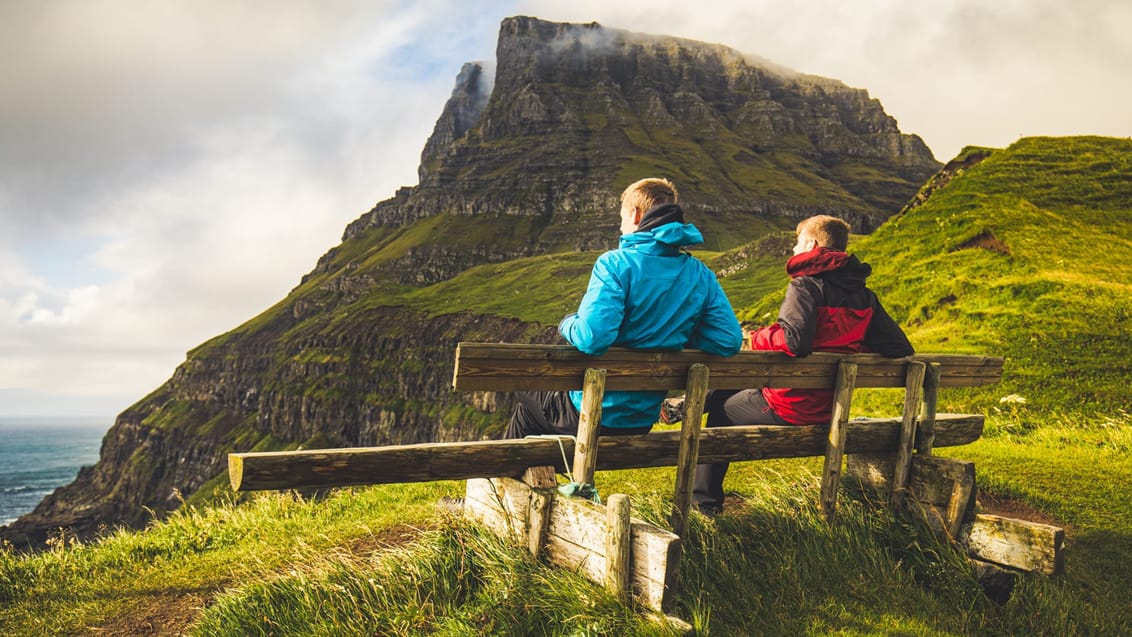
3;16;941;548
325;16;939;286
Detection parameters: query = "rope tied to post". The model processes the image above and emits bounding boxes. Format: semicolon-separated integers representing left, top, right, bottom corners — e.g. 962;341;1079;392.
529;434;601;504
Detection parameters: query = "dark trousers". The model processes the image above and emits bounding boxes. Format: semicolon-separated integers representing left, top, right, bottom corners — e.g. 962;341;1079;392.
505;391;651;439
692;388;789;511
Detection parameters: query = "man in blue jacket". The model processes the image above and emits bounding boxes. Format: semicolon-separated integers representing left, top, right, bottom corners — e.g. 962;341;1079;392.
505;178;743;438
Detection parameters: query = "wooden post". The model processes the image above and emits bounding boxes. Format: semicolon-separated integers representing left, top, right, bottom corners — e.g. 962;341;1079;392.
671;363;709;537
820;361;858;522
573;368;606;487
522;467;556;557
892;361;927;507
605;494;631;598
917;363;941;455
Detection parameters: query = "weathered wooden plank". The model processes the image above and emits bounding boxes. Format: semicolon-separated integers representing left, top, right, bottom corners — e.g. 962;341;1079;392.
465;478;528;542
848;454;977;538
847;454;976;508
452;343;1003;392
573;368;606;487
230;414;985;491
917;363;941;455
961;514;1065;575
820;361;857;522
945;472;976;538
892;361;927;507
671;363;709;538
545;500;680;612
464;477;680;612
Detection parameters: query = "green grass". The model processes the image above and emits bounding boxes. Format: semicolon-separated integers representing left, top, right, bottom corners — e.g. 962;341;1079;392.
5;438;1129;635
0;483;459;635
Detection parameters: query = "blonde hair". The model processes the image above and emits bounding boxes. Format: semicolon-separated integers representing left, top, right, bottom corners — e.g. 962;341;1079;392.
797;215;851;251
621;178;678;212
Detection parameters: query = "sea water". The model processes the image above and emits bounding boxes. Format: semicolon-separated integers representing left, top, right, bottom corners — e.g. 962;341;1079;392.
0;418;107;527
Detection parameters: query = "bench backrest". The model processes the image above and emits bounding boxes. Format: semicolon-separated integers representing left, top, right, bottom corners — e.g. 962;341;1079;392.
453;343;1004;392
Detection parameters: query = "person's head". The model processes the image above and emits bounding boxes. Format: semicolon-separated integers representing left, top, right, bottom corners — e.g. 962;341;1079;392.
793;215;851;255
619;178;678;234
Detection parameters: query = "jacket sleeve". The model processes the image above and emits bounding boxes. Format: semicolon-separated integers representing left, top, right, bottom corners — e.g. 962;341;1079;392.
686;278;743;356
864;298;914;357
751;277;820;356
558;254;625;355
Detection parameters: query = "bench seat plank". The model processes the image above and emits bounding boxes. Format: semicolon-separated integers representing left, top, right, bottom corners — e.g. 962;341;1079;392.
230;414;983;491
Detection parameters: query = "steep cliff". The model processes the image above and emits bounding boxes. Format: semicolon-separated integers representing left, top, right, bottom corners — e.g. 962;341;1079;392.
3;16;939;547
326;16;938;285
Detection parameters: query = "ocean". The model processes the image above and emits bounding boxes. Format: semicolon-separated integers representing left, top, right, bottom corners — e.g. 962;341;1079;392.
0;418;107;527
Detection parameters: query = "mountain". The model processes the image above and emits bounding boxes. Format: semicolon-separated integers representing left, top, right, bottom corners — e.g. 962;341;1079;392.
2;16;940;547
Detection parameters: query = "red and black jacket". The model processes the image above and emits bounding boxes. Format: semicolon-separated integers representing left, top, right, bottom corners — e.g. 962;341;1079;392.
750;246;914;424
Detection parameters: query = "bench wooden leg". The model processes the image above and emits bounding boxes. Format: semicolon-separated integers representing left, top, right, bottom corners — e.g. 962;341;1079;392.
916;363;941;455
671;363;709;538
820;360;858;522
892;361;927;507
572;368;607;487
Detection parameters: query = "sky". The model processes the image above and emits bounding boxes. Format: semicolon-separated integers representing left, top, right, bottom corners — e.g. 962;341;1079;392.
2;0;1129;419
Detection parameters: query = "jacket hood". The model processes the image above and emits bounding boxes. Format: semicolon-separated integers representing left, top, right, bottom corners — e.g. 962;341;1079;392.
620;221;704;252
786;247;871;287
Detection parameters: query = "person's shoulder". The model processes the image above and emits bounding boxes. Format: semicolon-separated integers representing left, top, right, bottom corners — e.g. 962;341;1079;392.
591;248;635;275
788;274;823;293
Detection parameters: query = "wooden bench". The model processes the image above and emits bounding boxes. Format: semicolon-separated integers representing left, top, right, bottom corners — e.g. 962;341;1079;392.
228;342;1064;617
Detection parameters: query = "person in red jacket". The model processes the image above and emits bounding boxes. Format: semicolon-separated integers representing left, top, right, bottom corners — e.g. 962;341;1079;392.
692;214;914;514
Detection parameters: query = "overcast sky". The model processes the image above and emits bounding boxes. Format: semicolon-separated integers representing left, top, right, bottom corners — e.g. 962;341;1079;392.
2;0;1129;419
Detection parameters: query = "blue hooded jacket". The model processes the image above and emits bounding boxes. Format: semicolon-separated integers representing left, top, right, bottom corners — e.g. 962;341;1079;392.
558;211;743;428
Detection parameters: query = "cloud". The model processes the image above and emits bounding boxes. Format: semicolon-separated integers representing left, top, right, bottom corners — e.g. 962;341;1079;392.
0;0;504;415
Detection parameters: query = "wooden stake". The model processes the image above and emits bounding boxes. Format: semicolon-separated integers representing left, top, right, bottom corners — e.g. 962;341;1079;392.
573;368;606;487
522;466;556;557
605;494;631;598
671;363;709;537
892;361;926;507
820;360;858;522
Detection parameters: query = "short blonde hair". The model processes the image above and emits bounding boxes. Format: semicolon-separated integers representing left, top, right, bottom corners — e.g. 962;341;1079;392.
797;215;851;251
621;178;678;212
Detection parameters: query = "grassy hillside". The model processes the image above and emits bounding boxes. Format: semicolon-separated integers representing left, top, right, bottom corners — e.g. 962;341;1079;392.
3;136;1131;634
864;137;1132;416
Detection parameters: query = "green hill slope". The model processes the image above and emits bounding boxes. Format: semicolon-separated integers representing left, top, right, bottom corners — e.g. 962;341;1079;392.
861;136;1131;416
